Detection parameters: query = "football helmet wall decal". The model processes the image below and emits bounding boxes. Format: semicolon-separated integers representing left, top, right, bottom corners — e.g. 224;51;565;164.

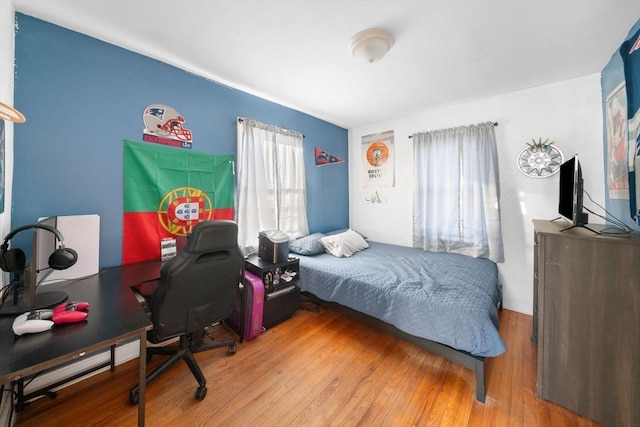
143;104;192;142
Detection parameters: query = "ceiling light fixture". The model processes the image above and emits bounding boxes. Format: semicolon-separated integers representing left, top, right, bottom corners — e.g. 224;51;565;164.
349;28;394;63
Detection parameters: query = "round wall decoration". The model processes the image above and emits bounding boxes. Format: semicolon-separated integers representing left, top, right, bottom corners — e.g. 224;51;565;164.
517;138;564;178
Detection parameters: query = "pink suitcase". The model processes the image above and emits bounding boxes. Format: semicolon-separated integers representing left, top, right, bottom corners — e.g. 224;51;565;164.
230;270;265;341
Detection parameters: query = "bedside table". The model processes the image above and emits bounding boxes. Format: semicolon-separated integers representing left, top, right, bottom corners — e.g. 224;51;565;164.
244;255;301;329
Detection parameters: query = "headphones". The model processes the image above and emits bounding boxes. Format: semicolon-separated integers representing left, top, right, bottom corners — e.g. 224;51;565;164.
0;224;78;274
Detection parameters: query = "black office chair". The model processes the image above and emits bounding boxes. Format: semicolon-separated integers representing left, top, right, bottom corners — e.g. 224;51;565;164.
128;220;244;404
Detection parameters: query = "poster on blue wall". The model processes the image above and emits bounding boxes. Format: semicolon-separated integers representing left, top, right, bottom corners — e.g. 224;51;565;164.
620;27;640;222
142;104;193;149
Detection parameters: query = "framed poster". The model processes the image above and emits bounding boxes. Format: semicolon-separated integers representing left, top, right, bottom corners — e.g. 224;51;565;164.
605;82;629;199
362;130;394;188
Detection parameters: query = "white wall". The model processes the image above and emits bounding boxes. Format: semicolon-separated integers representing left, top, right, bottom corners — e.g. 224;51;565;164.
0;4;15;421
0;1;15;287
349;74;605;315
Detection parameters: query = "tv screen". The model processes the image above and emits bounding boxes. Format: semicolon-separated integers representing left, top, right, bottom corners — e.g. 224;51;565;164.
558;155;588;227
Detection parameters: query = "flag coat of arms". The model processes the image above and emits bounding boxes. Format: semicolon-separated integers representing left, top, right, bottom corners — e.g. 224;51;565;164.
123;140;235;264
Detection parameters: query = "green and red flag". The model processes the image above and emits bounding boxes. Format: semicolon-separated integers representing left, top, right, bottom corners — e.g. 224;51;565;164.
123;140;235;264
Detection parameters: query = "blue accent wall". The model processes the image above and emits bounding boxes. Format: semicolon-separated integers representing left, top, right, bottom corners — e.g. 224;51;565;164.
13;14;349;267
601;18;640;232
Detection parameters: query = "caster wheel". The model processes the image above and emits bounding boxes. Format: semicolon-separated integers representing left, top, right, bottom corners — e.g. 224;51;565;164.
228;343;236;355
128;392;139;406
195;386;207;401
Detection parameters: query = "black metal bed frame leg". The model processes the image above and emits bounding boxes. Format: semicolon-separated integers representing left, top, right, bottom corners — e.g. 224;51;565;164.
15;379;25;412
475;358;486;403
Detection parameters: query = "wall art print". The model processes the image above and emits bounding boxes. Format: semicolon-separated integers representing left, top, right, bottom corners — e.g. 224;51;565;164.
620;27;640;220
142;104;193;149
605;82;630;199
362;130;395;188
516;138;563;179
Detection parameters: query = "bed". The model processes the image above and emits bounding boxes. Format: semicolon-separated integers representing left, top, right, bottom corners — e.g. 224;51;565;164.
290;232;505;402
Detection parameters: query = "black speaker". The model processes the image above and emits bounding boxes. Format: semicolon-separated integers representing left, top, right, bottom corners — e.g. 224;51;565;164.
0;224;78;273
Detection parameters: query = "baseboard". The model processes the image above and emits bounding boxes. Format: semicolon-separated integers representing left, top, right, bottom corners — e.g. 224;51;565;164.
502;297;533;316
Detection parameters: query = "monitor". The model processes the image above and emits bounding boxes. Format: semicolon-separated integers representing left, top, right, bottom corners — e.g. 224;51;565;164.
558;155;589;230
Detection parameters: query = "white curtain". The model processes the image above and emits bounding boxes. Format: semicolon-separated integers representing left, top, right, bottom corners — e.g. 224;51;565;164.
412;122;504;262
236;118;309;255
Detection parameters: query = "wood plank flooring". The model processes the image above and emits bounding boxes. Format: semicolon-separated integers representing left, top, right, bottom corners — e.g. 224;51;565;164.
13;305;601;426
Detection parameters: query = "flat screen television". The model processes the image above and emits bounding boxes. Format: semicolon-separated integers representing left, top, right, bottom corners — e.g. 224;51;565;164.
558;155;589;229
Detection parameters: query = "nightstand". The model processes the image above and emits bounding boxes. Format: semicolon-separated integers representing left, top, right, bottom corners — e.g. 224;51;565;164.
244;255;300;329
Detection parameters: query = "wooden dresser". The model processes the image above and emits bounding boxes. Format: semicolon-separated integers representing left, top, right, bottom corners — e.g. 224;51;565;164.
532;219;640;427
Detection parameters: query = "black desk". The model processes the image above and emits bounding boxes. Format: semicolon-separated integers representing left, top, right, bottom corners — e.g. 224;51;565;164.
0;261;158;426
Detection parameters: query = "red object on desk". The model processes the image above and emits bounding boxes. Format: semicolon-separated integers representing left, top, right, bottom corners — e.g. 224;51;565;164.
52;301;89;324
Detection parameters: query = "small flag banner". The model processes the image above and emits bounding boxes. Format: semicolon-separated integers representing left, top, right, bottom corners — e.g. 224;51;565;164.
315;146;343;166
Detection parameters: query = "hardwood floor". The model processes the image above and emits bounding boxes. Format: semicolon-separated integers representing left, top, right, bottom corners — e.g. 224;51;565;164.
13;306;601;426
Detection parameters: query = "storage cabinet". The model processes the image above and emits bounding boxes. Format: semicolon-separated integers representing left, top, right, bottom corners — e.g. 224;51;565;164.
244;255;300;329
532;220;640;427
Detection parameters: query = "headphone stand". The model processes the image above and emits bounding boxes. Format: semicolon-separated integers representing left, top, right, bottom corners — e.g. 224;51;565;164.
0;290;68;316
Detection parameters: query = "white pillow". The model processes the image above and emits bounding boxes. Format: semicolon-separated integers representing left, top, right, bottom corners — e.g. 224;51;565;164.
319;229;369;258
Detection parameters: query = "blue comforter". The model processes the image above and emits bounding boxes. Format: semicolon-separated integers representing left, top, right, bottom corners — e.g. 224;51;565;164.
297;242;506;357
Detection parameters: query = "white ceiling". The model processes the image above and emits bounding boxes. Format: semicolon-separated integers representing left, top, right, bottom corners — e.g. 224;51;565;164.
11;0;640;129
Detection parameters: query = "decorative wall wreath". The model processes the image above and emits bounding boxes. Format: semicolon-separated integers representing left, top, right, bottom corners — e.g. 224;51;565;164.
517;138;564;178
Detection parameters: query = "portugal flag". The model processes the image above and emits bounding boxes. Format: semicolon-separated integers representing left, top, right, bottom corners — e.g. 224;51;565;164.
123;140;235;264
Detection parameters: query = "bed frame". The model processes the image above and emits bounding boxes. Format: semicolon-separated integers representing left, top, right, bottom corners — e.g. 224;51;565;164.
302;291;488;403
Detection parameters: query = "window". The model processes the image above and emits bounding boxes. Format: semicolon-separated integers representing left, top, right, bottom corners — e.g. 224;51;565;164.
412;122;504;262
236;118;309;254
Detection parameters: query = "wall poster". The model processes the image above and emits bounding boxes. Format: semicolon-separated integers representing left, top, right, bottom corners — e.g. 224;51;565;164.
620;27;640;221
362;130;394;188
142;104;193;149
605;82;630;199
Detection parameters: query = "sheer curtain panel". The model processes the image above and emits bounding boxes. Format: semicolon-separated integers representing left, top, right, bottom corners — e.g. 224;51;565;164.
412;122;504;262
236;118;309;255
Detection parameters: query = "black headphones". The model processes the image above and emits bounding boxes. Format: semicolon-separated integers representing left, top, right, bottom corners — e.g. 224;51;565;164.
0;224;78;274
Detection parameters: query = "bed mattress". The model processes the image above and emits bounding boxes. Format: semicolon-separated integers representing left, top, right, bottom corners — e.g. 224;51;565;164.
296;241;506;357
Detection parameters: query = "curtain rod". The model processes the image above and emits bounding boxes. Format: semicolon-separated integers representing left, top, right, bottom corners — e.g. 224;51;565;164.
237;117;305;138
408;122;498;138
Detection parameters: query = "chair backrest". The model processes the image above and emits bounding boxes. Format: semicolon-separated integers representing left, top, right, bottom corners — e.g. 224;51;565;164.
148;220;244;342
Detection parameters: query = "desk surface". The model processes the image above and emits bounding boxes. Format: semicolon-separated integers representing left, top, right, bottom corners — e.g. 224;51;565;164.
0;261;158;384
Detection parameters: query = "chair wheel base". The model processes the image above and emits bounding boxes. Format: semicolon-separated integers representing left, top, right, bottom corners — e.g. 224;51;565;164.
195;386;207;400
228;343;236;355
128;391;138;406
